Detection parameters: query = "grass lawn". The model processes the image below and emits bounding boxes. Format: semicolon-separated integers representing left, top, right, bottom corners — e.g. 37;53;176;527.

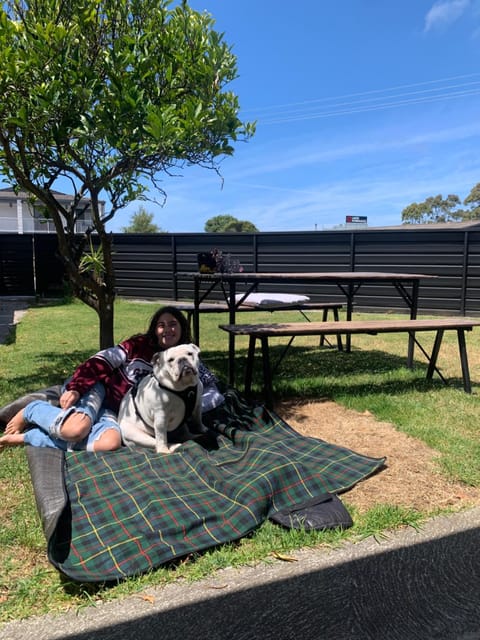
1;298;479;622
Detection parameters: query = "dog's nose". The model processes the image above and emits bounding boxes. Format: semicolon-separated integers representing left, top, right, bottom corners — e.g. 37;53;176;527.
180;360;197;375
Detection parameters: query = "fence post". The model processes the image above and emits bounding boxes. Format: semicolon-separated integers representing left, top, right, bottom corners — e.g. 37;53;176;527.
171;235;178;300
461;230;469;316
32;235;38;297
349;232;356;271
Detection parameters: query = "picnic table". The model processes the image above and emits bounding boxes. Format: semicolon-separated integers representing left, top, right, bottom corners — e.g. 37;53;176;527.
220;317;480;408
177;271;436;384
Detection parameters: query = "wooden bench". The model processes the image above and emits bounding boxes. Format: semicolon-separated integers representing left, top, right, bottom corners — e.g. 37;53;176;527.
172;301;344;349
219;318;480;408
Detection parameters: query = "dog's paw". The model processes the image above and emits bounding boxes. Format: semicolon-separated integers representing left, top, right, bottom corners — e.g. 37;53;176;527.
155;443;183;454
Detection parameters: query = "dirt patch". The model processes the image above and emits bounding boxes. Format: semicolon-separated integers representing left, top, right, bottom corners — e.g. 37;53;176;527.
278;399;480;514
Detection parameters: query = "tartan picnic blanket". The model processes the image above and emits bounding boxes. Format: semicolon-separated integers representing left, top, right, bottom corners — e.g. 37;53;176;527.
26;387;385;583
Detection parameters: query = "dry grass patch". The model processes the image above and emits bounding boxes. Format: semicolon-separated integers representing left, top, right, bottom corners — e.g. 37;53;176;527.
279;398;480;514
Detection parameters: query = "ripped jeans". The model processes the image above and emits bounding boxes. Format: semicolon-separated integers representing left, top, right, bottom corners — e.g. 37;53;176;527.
23;383;120;451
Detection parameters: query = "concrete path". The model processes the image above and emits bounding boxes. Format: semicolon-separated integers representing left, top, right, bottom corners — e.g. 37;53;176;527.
1;507;480;640
0;297;31;344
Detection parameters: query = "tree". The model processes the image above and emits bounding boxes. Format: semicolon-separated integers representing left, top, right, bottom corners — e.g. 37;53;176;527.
401;194;463;224
224;219;259;232
0;0;255;348
463;183;480;220
205;214;259;232
122;207;164;233
204;215;238;232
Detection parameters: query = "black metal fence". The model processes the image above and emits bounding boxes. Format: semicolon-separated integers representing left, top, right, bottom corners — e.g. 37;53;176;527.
2;224;480;316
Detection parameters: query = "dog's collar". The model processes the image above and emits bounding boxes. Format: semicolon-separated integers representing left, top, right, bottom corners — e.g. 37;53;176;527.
153;376;199;421
131;374;199;427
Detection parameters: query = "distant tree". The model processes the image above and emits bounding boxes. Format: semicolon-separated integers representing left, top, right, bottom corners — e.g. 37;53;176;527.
224;219;259;232
122;207;164;233
204;215;237;232
205;214;258;232
463;183;480;220
401;194;463;224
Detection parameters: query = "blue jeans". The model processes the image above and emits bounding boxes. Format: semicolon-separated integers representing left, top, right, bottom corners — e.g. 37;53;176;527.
23;384;120;451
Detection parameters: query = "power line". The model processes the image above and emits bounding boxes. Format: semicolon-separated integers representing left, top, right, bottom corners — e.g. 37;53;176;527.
261;80;480;118
259;87;480;125
240;73;480;124
242;72;480;113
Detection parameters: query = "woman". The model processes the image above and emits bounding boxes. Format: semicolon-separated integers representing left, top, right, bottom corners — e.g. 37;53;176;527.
0;306;223;451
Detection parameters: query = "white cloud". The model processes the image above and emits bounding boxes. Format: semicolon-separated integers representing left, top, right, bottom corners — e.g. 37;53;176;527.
424;0;470;31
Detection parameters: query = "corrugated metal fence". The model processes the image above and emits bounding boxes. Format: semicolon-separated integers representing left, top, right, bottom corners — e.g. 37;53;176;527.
2;225;480;315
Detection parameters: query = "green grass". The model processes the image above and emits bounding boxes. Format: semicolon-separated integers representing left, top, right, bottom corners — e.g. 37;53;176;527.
1;299;479;623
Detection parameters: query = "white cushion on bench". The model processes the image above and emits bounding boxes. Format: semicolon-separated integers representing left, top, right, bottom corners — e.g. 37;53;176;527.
234;292;310;307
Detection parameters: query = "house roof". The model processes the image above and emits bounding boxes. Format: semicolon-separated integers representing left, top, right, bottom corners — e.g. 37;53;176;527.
0;187;81;201
0;187;104;205
368;220;480;231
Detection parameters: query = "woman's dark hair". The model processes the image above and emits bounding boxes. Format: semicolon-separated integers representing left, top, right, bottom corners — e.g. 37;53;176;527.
145;306;191;345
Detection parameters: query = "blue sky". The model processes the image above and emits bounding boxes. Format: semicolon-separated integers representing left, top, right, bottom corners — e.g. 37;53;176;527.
6;0;480;233
114;0;480;233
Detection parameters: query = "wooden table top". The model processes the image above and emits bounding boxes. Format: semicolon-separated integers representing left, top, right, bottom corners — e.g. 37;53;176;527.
178;271;437;282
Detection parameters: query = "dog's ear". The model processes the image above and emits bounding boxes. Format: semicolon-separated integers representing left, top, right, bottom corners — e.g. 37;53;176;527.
151;351;165;366
189;343;201;355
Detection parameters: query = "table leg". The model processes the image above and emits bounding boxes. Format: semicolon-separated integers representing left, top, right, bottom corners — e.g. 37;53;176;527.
193;277;200;345
407;280;419;368
345;283;354;352
228;280;236;385
457;329;472;393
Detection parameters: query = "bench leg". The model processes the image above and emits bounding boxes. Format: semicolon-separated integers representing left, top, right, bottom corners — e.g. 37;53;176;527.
319;307;343;351
260;336;274;409
228;333;236;386
407;333;414;368
244;335;274;408
244;335;257;397
426;329;444;382
333;306;343;351
457;329;472;393
187;310;194;339
416;329;472;392
319;308;328;347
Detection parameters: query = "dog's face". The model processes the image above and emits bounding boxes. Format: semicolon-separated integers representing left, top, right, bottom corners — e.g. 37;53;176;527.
152;343;201;389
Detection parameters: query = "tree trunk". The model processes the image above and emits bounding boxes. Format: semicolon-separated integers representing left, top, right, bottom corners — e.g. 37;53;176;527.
97;292;115;350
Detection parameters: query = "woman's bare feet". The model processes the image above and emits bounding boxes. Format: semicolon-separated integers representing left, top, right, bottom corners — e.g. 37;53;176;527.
0;433;25;449
5;410;27;435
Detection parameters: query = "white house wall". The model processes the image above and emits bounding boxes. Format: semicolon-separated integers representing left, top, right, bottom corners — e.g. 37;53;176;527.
0;194;98;233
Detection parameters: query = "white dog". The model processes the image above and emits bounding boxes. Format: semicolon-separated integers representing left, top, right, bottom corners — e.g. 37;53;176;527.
118;343;208;453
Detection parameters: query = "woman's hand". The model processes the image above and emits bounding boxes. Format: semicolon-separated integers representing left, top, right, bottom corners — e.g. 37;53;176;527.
60;389;80;409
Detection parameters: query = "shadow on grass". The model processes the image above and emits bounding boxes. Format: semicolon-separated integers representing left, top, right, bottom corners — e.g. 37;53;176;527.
1;350;96;401
3;324;17;345
203;344;467;402
1;298;72;347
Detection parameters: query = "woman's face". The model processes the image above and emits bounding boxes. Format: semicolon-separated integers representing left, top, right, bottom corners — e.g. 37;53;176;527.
155;312;182;349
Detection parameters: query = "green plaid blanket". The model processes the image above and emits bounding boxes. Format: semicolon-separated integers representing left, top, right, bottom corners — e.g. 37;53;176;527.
27;388;385;583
